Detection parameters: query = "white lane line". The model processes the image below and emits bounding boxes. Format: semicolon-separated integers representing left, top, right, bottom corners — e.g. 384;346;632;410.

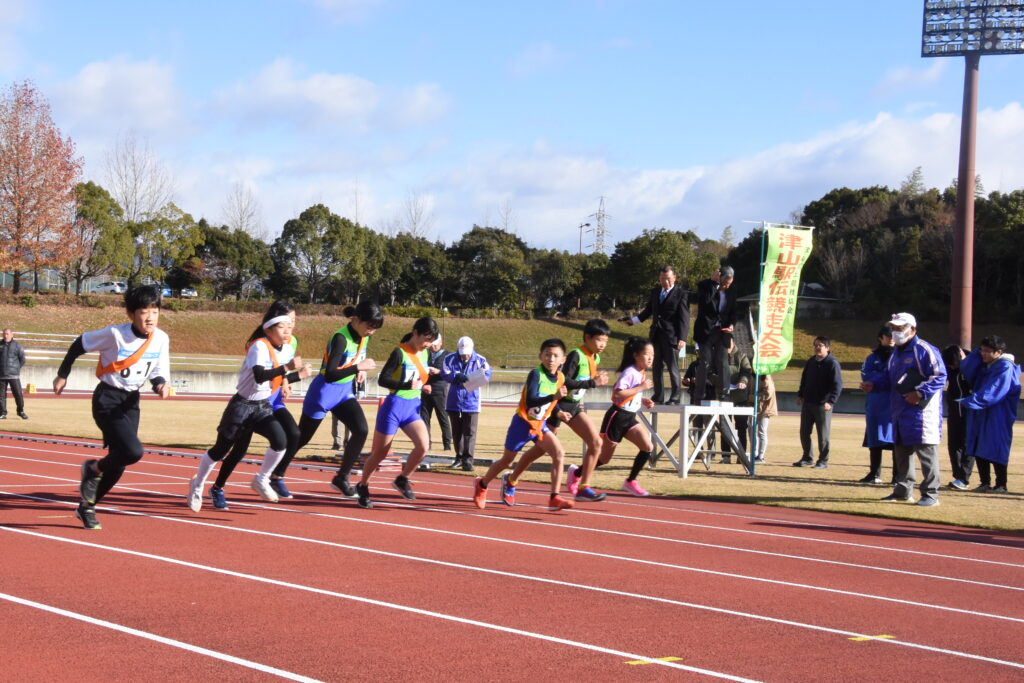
15;502;1024;669
3;450;1021;575
0;591;323;682
5;489;1024;629
0;526;759;682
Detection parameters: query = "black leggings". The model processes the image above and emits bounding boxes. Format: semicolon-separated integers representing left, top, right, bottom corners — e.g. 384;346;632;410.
296;398;368;479
208;412;287;489
92;384;144;504
214;408;299;486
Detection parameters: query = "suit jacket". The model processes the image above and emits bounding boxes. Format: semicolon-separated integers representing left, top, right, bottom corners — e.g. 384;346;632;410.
693;278;736;345
636;285;690;347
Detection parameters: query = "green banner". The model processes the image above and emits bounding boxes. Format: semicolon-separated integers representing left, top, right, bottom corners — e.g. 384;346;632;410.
754;225;814;375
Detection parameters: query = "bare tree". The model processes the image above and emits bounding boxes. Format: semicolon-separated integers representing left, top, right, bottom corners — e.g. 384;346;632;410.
402;190;435;238
103;130;174;223
497;198;516;234
816;237;867;301
221;180;266;239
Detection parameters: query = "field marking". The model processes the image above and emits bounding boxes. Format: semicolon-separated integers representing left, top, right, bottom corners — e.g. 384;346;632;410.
0;525;759;682
0;591;323;682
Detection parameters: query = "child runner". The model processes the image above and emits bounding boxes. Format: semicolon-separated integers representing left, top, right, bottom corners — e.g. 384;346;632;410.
208;314;304;508
599;336;656;497
188;301;312;511
473;338;575;512
293;302;382;498
500;319;610;506
354;317;440;508
53;285;171;530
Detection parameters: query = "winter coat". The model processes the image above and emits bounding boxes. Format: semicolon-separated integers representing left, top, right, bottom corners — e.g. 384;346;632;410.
887;335;947;446
757;374;778;418
797;353;842;405
0;339;25;379
441;351;492;413
861;349;894;448
960;350;1020;466
726;348;753;405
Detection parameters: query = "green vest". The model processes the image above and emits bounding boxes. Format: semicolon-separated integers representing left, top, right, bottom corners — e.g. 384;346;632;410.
567;347;599;402
390;345;429;399
319;325;365;385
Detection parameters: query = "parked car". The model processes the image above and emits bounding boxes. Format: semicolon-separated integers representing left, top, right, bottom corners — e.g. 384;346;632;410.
180;287;198;299
94;281;127;294
159;284;173;297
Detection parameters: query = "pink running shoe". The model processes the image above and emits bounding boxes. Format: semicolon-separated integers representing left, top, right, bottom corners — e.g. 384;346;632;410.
622;479;649;497
565;464;581;496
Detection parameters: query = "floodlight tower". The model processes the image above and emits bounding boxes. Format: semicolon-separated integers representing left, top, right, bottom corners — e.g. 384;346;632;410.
922;0;1024;348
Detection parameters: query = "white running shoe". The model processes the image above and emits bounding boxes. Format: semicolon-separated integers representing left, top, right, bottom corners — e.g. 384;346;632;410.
251;475;280;502
188;477;203;512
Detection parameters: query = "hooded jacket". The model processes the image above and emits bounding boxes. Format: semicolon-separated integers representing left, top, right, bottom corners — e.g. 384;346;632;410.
887;334;947;446
960;350;1021;465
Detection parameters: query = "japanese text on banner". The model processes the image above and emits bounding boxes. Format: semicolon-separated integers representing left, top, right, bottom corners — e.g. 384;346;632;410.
754;226;814;375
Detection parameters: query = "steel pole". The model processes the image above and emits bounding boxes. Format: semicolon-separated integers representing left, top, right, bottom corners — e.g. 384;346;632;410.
950;53;979;349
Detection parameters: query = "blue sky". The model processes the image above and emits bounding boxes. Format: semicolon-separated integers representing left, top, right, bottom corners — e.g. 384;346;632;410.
4;0;1024;250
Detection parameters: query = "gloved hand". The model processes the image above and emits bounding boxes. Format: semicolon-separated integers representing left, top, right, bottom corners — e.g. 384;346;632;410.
454;373;469;384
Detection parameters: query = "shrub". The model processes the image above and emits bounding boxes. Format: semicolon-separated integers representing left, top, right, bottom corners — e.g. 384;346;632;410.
19;295;37;308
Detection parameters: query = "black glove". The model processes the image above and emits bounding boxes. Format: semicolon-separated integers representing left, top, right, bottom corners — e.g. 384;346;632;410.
454;373;469;384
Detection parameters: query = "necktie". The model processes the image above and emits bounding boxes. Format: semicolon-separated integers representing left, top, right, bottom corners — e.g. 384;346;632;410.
660;289;668;303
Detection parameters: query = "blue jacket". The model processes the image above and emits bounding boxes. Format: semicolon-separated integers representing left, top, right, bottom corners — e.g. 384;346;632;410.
441;351;492;413
888;335;947;446
960;350;1020;465
861;349;893;447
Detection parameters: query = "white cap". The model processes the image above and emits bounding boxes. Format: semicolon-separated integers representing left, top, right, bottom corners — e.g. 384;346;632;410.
457;336;474;355
888;312;917;328
433;334;442;346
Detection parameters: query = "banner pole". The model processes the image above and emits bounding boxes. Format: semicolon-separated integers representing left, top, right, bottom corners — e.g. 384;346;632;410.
749;222;768;477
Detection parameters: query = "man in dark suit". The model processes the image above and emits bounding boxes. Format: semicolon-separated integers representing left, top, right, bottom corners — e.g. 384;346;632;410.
692;265;736;404
627;265;690;404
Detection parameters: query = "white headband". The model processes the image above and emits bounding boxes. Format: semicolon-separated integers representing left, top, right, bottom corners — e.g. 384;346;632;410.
263;315;292;329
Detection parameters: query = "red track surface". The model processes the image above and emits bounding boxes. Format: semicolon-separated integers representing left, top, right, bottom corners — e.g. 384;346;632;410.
3;431;1023;681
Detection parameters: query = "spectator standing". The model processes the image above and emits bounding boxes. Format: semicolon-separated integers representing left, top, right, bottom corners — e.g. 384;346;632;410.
941;345;972;490
692;266;736;404
442;336;492;471
958;335;1020;493
419;336;453;452
721;334;752;464
857;326;895;484
880;313;946;507
793;336;843;469
0;328;28;419
754;374;777;463
627;265;690;404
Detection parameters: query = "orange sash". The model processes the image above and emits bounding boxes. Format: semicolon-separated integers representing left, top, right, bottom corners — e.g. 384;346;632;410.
578;347;598;380
614;370;646;408
96;333;153;379
399;343;429;384
246;337;283;393
515;370;565;441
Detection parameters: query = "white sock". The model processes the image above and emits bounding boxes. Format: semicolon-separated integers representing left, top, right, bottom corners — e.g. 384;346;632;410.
195;451;217;487
257;447;286;481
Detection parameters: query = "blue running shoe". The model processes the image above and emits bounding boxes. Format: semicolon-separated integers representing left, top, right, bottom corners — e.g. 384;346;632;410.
500;473;516;506
575;486;607;502
211;486;229;510
270;478;293;499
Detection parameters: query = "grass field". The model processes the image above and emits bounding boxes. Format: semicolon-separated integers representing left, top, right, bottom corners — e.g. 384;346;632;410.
7;395;1022;532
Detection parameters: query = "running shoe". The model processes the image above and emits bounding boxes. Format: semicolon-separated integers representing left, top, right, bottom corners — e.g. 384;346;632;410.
392;475;416;500
720;455;732;465
622;479;649;497
251;475;280;503
948;479;968;491
575;486;607;502
74;504;101;530
500;473;516;506
916;497;940;507
211;486;229;510
355;482;373;509
990;485;1009;493
548;494;574;511
80;460;101;506
472;477;487;510
858;473;882;484
270;478;294;499
565;464;581;496
880;492;914;503
973;484;992;493
331;474;357;498
187;477;203;512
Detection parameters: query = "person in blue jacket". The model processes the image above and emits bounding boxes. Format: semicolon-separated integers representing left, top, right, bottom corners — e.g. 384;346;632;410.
857;326;894;484
442;336;492;471
958;335;1020;494
880;312;947;507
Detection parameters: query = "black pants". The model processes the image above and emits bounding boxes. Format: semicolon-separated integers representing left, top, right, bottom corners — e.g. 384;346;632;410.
447;410;479;465
297;398;368;480
692;330;729;404
208;410;288;488
218;408;300;484
0;378;24;414
733;414;750;452
651;333;681;402
91;383;144;504
799;403;832;463
867;446;895;479
976;457;1008;488
419;385;452;449
946;414;974;483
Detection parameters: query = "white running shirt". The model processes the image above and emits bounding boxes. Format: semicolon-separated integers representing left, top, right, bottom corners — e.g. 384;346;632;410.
81;323;171;392
235;338;296;401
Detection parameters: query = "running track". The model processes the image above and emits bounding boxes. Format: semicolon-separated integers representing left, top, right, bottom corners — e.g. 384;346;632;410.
2;432;1023;681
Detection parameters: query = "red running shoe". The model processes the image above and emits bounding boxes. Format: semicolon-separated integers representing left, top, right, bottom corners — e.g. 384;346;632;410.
472;477;488;509
548;494;574;511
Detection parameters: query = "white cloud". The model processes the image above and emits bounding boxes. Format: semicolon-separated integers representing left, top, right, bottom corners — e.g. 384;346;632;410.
50;57;185;138
508;42;564;78
215;58;448;134
872;61;947;97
